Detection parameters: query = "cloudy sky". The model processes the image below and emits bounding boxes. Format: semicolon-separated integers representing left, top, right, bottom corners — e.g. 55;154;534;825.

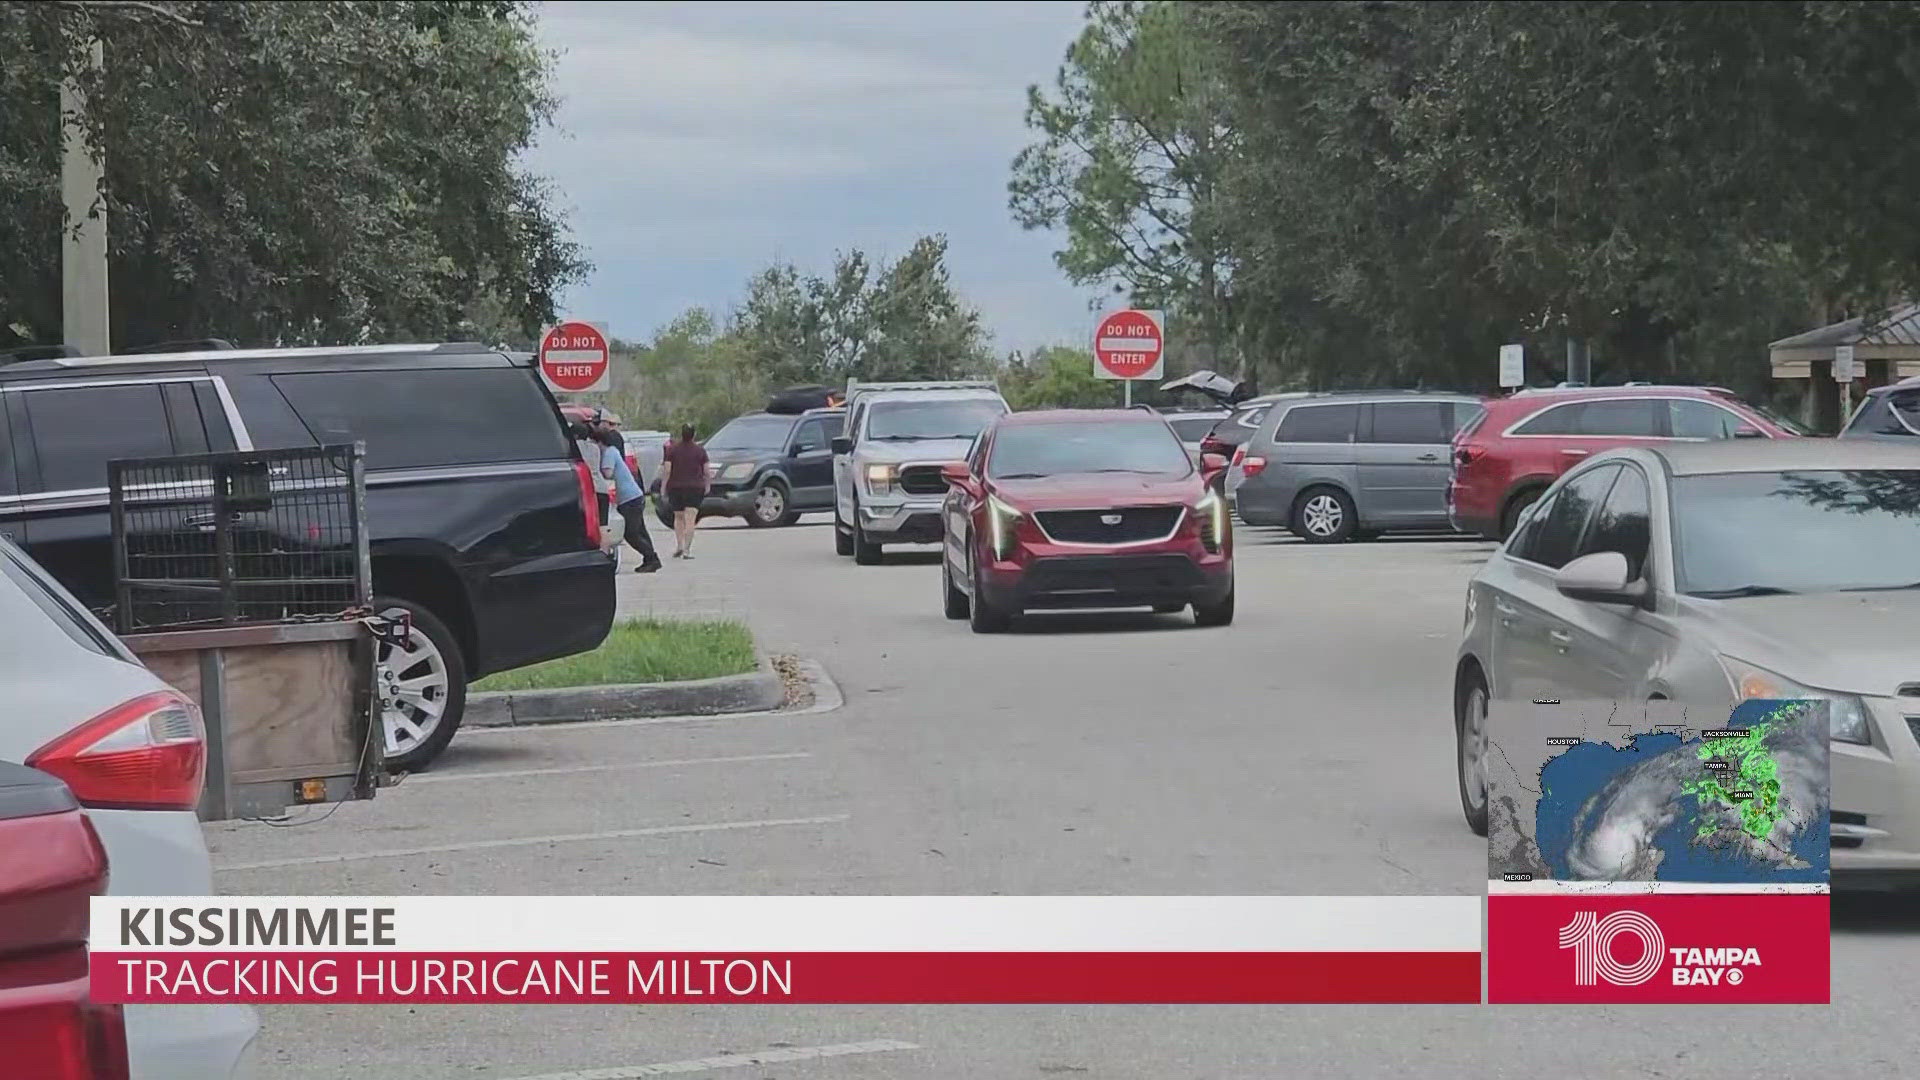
524;0;1101;351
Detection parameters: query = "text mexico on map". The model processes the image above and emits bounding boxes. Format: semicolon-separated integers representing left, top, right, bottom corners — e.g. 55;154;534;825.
1487;698;1831;887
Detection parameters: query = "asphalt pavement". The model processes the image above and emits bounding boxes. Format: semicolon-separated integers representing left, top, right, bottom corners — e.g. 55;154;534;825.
208;516;1920;1079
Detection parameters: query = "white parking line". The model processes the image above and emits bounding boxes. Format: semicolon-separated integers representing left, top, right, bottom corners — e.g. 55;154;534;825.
213;814;850;872
406;752;811;785
498;1040;921;1079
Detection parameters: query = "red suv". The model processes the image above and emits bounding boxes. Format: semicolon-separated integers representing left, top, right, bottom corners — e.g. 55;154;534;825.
1448;385;1804;539
938;410;1235;632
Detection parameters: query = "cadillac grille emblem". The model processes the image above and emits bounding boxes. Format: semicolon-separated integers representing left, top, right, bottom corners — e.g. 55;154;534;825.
1100;513;1123;525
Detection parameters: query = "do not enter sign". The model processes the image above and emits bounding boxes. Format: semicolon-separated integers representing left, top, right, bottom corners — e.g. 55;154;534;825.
538;320;611;393
1093;309;1165;381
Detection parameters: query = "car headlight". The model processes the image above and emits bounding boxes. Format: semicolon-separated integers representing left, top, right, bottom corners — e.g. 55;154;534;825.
1717;656;1871;744
987;495;1022;560
720;462;754;481
1195;489;1227;552
865;463;897;496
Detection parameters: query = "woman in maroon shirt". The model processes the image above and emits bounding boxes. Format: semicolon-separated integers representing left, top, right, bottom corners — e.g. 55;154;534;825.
659;424;710;559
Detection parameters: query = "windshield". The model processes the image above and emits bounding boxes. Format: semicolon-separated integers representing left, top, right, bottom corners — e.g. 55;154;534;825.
1744;400;1816;437
867;398;1006;441
1168;416;1222;443
988;420;1194;480
704;415;793;451
1674;470;1920;595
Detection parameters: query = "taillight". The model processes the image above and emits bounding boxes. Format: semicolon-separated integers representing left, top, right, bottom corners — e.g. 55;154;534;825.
574;460;601;546
1455;446;1484;468
27;692;205;812
1241;455;1267;478
1230;446;1246;466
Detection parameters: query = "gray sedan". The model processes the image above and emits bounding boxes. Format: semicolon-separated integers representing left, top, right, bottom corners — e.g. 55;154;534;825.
1453;438;1920;888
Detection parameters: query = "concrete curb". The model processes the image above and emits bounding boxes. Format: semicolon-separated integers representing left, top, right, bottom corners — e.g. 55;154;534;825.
465;650;785;728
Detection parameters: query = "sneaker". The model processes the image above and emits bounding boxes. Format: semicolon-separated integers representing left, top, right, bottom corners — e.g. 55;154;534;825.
635;562;662;574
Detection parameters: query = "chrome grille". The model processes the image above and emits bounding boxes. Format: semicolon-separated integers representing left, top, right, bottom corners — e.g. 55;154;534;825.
1036;505;1184;544
898;465;948;496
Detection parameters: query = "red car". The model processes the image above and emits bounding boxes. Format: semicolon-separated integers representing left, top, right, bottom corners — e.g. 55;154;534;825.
0;762;126;1080
1447;384;1806;539
938;409;1235;632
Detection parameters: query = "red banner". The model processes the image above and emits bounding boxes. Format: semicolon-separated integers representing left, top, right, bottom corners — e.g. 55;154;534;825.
1487;893;1829;1003
92;950;1483;1005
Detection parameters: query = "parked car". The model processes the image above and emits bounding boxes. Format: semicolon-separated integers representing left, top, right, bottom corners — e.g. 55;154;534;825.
665;408;845;528
1213;393;1310;504
0;760;127;1080
1161;408;1231;458
939;409;1234;632
831;382;1009;564
0;537;258;1075
0;342;616;770
1448;384;1806;540
1232;391;1487;542
1839;375;1920;440
1452;439;1920;888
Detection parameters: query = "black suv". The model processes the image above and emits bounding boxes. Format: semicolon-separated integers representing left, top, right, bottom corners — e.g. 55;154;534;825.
0;342;615;769
656;407;844;528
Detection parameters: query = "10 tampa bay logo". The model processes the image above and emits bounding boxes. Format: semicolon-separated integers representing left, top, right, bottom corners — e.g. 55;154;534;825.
1559;910;1763;987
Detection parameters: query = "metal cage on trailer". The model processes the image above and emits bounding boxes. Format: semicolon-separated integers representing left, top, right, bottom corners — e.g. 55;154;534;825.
106;444;386;820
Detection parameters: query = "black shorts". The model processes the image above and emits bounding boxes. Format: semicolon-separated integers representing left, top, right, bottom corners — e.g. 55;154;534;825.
665;488;705;512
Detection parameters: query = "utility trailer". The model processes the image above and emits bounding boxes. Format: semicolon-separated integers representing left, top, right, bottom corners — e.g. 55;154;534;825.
108;445;387;821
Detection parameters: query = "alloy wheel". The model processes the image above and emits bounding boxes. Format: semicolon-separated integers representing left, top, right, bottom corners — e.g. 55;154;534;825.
1302;494;1344;537
754;484;786;524
377;607;451;759
1460;683;1489;818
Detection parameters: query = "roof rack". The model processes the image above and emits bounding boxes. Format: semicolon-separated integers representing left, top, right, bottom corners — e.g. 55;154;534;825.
8;341;495;370
121;338;235;355
0;344;81;365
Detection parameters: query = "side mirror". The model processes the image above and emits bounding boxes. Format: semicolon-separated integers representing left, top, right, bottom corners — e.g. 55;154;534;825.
1554;551;1649;606
940;462;972;486
1733;426;1766;439
830;437;853;455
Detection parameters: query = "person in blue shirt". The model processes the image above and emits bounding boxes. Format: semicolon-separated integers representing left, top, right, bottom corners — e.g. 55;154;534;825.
592;425;662;573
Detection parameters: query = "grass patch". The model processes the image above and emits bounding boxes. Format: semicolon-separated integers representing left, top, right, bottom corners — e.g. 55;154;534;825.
472;617;756;692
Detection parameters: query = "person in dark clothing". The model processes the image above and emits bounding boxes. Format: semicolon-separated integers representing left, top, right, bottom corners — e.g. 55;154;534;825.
591;425;661;573
658;423;710;559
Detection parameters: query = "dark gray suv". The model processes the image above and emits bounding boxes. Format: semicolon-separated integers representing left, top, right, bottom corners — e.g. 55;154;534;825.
1232;391;1486;542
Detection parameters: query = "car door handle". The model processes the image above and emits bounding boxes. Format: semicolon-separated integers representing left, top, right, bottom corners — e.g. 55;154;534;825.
1548;629;1573;651
1417;453;1439;462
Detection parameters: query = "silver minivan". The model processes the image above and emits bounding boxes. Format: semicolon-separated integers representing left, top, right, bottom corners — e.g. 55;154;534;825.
1233;391;1486;542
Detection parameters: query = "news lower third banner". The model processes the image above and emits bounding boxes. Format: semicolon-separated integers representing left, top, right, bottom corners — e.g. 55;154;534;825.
89;896;1485;1005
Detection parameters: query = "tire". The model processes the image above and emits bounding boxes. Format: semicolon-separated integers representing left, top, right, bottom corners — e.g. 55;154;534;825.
1153;602;1185;614
373;596;467;772
1192;582;1235;627
851;496;884;565
967;543;1011;633
1290;486;1357;544
1499;488;1544;541
1456;668;1490;837
942;556;970;619
833;509;854;556
746;479;797;528
654;499;673;529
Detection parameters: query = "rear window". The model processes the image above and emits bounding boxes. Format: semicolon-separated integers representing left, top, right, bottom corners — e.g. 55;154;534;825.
1844;389;1920;438
271;368;568;469
1168;415;1222;442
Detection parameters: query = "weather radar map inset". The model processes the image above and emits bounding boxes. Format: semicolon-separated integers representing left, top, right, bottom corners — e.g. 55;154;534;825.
1488;699;1830;887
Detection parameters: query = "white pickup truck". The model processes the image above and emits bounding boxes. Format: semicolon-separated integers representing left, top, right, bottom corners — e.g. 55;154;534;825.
831;380;1009;565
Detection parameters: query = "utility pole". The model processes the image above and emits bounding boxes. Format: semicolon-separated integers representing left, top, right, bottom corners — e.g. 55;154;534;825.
61;37;110;356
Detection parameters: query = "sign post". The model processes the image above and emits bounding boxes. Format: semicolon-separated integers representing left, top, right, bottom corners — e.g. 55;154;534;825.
538;320;611;395
1093;309;1166;407
1498;344;1526;390
1834;344;1857;418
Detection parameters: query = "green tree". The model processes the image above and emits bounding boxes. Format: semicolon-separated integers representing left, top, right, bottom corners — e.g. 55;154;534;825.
999;345;1114;409
731;234;993;385
0;0;584;352
1009;1;1238;369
